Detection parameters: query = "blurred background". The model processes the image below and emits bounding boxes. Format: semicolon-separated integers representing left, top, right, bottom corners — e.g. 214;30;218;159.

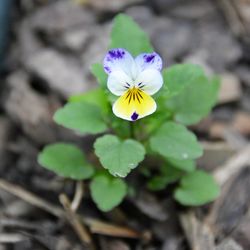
0;0;250;249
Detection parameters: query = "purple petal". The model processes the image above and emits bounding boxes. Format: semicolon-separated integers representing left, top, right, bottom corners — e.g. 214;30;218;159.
135;52;163;72
103;48;135;76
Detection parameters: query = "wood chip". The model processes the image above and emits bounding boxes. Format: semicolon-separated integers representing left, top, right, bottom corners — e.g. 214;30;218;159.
180;211;215;250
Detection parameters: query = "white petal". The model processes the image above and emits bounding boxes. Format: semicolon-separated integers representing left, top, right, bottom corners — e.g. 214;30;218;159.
107;70;133;96
135;69;163;95
135;52;162;72
103;48;137;79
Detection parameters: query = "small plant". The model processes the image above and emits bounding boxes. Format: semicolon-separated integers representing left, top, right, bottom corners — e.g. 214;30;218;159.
38;14;220;212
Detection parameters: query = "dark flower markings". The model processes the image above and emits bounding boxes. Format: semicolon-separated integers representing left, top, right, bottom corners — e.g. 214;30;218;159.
125;88;144;104
144;54;155;63
108;49;125;60
131;112;139;121
104;66;111;73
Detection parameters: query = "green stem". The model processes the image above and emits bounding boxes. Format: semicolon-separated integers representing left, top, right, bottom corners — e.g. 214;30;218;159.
130;122;135;139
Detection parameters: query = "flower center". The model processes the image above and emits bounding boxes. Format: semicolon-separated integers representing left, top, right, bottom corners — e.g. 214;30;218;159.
125;87;144;104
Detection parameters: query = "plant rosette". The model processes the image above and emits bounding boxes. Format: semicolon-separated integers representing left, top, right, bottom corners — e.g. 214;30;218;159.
38;14;220;212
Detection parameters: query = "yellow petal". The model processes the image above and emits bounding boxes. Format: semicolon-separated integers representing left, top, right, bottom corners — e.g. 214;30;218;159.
113;88;156;121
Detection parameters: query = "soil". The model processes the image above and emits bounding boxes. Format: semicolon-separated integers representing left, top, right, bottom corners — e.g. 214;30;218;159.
0;0;250;249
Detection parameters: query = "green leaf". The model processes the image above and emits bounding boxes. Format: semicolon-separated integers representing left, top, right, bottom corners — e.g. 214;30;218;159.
110;14;153;56
143;109;173;135
94;135;145;177
90;174;127;212
167;76;220;125
69;88;110;114
150;121;203;160
163;64;204;98
54;102;107;135
91;63;107;89
90;63;117;104
38;143;94;180
110;116;130;138
167;158;196;172
174;170;220;206
148;166;183;191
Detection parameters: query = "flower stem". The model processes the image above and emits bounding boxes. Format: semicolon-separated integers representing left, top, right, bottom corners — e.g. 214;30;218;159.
130;122;135;139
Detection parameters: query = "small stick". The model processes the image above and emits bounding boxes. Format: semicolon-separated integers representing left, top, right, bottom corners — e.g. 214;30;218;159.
84;218;146;239
0;234;27;243
0;178;64;218
0;178;144;239
180;211;215;250
59;194;94;248
213;144;250;186
71;181;84;212
217;0;246;37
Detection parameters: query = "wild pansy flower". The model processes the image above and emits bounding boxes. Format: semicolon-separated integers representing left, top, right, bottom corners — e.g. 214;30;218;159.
103;48;163;121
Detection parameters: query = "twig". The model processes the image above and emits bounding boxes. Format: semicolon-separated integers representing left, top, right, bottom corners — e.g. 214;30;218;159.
206;145;250;231
71;181;84;212
84;218;146;239
59;194;94;248
0;234;27;243
213;144;250;186
179;211;215;250
0;178;64;218
217;0;247;37
0;178;144;239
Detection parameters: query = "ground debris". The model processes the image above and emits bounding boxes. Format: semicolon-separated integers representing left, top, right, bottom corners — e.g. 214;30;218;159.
218;73;242;104
25;49;92;98
4;70;58;144
216;239;243;250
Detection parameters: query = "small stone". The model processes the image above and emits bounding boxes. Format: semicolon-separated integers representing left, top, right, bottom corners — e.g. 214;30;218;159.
81;24;110;70
86;0;143;12
184;49;214;75
25;49;92;98
61;27;90;52
232;112;250;135
30;0;95;34
0;117;13;169
4;71;57;144
151;18;194;64
209;122;227;139
218;73;242;104
234;219;250;249
18;19;43;61
216;239;243;250
5;200;34;217
125;6;154;26
132;191;167;221
154;0;215;19
108;240;130;250
162;236;183;250
235;66;250;87
197;142;236;171
197;21;242;70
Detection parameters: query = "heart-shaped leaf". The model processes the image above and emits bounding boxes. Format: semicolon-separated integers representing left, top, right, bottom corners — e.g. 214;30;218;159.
38;143;94;180
150;122;203;160
174;170;220;206
167;158;196;172
90;174;127;212
94;135;145;177
163;64;204;98
110;14;153;56
167;76;220;125
69;88;110;114
54;102;107;135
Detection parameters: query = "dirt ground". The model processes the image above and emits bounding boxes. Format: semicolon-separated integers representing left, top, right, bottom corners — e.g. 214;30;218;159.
0;0;250;249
